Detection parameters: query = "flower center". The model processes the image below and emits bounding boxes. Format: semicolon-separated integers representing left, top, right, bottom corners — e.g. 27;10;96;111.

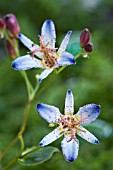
30;35;58;68
58;114;86;142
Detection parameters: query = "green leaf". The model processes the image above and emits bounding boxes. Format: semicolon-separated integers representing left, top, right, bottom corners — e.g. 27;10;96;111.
18;146;60;166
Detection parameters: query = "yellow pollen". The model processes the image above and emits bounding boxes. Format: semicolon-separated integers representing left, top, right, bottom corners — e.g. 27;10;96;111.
65;131;71;135
65;113;70;116
73;115;79;121
59;126;63;133
49;123;55;127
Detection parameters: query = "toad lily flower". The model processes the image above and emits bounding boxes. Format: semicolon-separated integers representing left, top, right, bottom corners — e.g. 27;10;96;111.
12;20;75;82
36;89;100;162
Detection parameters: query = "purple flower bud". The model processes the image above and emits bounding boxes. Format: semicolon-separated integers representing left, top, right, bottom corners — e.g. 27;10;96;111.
0;18;6;31
80;28;90;47
4;39;17;59
3;14;20;39
84;42;93;53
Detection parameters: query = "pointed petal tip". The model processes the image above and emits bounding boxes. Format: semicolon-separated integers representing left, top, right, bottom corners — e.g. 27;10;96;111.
93;104;101;113
38;78;42;83
66;157;77;162
37;103;40;109
94;139;99;145
71;58;76;64
18;33;22;38
67;89;72;94
39;142;43;147
44;19;53;24
36;103;43;110
67;30;72;35
12;61;17;70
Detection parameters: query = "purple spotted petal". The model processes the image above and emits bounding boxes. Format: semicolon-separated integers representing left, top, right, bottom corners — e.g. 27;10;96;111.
76;104;100;124
77;126;99;144
39;126;64;146
65;89;74;115
58;31;72;54
38;68;53;82
36;103;61;123
18;33;43;58
61;135;79;162
12;54;44;70
55;51;75;67
41;20;56;48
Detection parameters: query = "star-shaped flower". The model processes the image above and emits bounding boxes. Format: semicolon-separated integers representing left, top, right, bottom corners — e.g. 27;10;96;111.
36;89;100;162
12;20;75;82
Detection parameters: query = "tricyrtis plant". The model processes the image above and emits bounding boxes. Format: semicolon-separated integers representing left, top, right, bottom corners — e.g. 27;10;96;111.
37;89;100;162
0;13;108;169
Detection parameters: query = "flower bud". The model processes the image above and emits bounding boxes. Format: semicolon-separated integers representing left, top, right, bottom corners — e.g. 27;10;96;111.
4;38;17;59
84;42;93;53
0;32;4;39
80;28;90;47
83;54;89;58
0;18;6;31
3;14;20;38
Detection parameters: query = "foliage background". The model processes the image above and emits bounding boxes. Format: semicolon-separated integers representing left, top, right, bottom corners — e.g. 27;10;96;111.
0;0;113;169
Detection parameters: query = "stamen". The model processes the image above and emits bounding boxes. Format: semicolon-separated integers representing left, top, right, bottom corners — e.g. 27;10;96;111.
67;129;78;142
75;126;86;133
28;35;58;67
59;115;87;143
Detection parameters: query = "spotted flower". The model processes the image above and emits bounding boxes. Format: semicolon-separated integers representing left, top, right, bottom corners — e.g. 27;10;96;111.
12;20;75;82
36;89;100;162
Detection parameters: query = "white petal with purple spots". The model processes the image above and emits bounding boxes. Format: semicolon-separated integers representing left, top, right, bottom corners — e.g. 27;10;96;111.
12;54;44;70
38;68;53;82
58;31;72;54
36;103;61;123
41;20;56;48
76;104;100;124
39;126;64;146
18;33;43;58
61;134;79;162
55;51;75;67
77;126;99;144
65;89;74;115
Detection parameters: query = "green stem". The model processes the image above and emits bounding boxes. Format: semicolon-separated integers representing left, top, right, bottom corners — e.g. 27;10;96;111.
0;101;31;161
14;40;20;57
4;29;33;101
0;137;19;161
3;156;19;170
30;82;40;101
35;75;57;100
20;71;34;101
75;51;82;59
3;136;25;170
3;146;40;170
18;135;24;151
19;101;32;135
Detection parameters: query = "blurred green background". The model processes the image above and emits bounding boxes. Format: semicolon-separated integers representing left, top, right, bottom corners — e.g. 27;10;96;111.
0;0;113;169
